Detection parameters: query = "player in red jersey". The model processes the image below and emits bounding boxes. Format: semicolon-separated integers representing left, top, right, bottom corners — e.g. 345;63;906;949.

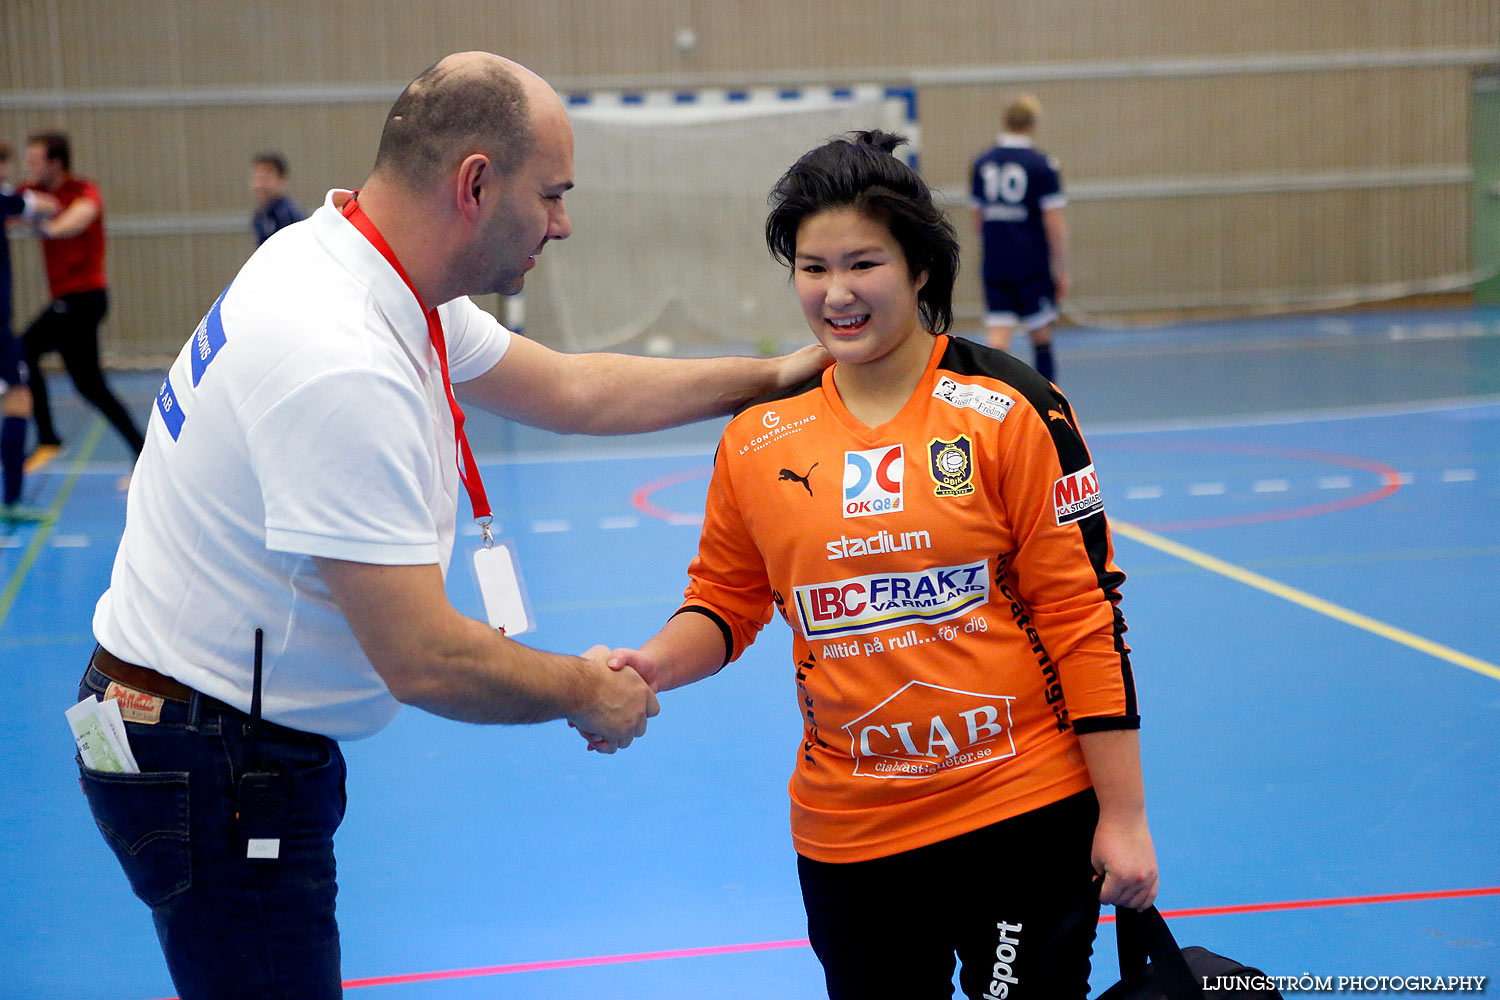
589;131;1156;999
20;132;144;473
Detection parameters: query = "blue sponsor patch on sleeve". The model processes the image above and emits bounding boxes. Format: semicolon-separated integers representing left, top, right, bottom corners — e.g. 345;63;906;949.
190;288;229;387
156;374;185;441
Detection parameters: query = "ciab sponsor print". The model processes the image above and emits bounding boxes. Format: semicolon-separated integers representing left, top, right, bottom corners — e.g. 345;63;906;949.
841;679;1017;779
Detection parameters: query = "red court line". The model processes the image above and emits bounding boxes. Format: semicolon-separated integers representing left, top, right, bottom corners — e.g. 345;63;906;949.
340;938;811;990
631;465;713;524
631;445;1405;532
1141;884;1500;921
144;886;1500;996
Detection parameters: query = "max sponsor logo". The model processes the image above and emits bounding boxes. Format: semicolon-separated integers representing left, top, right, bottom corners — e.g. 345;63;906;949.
843;444;903;518
793;560;989;639
1052;464;1103;525
843;679;1017;779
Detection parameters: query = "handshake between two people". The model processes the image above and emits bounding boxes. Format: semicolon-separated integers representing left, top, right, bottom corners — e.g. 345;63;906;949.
569;645;659;754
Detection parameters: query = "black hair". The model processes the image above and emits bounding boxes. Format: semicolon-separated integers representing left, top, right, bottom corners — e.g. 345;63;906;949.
252;152;290;178
28;131;71;172
766;130;959;335
373;59;533;190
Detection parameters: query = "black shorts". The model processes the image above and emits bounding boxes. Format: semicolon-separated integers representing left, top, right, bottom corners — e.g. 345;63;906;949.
983;273;1057;333
797;789;1100;1000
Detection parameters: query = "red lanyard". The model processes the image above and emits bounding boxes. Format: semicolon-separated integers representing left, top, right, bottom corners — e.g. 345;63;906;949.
340;193;493;533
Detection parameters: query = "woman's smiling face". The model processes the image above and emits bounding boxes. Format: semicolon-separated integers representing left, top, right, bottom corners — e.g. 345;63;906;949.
793;207;929;368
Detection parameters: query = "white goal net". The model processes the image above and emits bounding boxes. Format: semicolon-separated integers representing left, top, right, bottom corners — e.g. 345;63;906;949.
517;86;918;354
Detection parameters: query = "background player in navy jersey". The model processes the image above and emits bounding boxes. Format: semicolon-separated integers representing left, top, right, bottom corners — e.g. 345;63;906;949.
249;152;305;245
971;94;1069;383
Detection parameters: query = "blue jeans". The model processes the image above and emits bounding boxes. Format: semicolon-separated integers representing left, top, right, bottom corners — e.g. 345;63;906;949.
76;661;348;998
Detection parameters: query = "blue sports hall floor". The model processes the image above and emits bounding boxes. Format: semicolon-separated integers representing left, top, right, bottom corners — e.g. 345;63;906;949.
3;307;1498;998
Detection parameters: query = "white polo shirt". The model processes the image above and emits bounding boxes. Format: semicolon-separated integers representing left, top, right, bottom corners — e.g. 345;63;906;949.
93;190;511;739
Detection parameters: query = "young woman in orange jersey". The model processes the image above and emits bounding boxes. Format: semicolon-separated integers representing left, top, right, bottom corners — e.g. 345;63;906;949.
590;131;1157;998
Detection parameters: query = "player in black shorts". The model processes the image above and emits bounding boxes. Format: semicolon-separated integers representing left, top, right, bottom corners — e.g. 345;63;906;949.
971;94;1070;383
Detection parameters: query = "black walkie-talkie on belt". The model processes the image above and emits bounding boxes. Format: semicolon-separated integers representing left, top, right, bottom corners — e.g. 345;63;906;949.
237;627;290;861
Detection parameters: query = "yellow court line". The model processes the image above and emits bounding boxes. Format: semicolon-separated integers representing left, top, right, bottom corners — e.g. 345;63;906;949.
1112;519;1500;683
0;417;107;630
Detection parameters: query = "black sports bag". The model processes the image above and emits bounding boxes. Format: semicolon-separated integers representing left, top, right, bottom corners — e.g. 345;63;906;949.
1096;905;1284;1000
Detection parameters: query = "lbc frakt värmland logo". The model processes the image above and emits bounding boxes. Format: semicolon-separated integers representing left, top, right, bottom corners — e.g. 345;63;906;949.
843;680;1017;779
843;444;903;518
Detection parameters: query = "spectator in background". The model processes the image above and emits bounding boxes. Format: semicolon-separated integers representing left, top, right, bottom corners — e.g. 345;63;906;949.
0;141;58;520
250;152;305;245
971;94;1070;383
19;131;145;474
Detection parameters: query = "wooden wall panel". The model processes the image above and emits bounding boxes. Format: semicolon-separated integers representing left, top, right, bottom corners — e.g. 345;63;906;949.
1041;185;1470;309
2;0;1495;358
6;2;1497;89
921;68;1473;187
172;104;389;214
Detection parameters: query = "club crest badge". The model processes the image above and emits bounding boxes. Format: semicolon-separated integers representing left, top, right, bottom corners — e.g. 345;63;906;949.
928;435;975;497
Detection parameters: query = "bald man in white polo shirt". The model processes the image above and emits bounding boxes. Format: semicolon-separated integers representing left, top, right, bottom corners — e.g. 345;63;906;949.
74;52;828;999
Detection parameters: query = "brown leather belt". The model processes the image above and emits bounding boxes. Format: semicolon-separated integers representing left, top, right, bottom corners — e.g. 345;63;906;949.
91;646;198;703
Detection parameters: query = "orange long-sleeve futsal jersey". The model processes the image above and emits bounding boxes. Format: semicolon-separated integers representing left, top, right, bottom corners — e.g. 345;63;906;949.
678;334;1138;863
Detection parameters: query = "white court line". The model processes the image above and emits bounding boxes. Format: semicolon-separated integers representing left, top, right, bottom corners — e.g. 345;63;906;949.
599;516;640;530
1189;482;1227;496
1114;521;1500;683
1253;479;1291;493
1125;486;1164;500
1317;475;1353;489
49;535;90;547
1441;468;1478;482
531;520;571;533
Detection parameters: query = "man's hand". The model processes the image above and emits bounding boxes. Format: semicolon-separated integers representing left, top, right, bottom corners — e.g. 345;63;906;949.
570;616;727;752
573;646;662;752
775;343;833;390
567;645;659;752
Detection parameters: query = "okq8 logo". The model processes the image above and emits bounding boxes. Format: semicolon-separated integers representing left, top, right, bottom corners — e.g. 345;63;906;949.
843;445;903;518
